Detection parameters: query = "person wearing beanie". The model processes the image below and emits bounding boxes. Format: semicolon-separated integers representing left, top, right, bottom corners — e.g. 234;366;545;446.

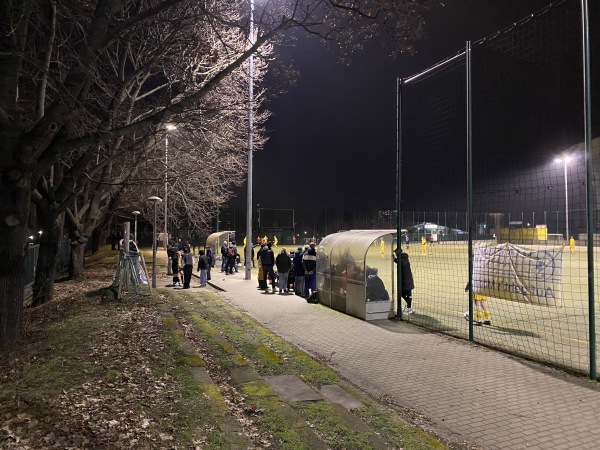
292;246;305;295
302;242;317;299
260;242;276;292
394;248;414;313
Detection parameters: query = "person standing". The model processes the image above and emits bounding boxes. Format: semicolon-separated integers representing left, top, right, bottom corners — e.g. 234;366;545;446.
206;247;213;280
256;245;266;290
221;240;228;272
394;248;415;314
233;243;240;273
276;248;292;294
225;243;236;274
569;236;575;253
302;242;317;299
197;249;209;287
181;246;194;289
464;282;492;326
293;246;306;296
261;242;276;292
169;245;181;286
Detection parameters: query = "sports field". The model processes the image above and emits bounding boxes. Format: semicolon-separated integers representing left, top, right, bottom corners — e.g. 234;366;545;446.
394;241;598;376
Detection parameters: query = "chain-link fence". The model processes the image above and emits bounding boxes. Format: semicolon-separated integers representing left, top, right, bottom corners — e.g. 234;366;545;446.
398;0;600;379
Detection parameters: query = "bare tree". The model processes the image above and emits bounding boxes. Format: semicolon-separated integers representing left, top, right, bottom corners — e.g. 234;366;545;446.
0;0;433;347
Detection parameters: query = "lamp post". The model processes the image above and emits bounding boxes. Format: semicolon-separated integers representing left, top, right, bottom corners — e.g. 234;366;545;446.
164;124;176;251
132;211;140;244
555;156;571;241
148;196;163;288
244;0;255;281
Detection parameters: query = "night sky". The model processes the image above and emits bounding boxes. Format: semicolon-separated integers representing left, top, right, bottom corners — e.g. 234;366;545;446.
231;0;555;224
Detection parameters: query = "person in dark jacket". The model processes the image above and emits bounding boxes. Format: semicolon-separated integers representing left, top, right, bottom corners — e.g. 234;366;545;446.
260;242;276;292
394;248;415;314
365;267;390;301
302;242;317;299
168;245;181;286
206;247;213;280
181;246;194;289
220;241;229;272
225;243;236;274
292;246;305;296
196;249;209;287
275;248;292;294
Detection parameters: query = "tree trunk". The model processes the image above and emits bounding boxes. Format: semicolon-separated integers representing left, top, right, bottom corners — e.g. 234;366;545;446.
32;212;64;307
69;239;87;279
0;206;29;349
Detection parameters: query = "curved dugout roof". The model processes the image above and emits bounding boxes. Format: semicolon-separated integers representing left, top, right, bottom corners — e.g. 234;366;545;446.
205;231;235;256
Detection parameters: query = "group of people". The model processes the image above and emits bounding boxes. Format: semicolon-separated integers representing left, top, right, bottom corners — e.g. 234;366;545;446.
220;240;240;275
167;241;213;289
256;241;317;299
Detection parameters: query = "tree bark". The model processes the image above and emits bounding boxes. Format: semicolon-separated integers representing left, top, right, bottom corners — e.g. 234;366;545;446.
0;204;29;349
69;237;87;280
31;211;64;307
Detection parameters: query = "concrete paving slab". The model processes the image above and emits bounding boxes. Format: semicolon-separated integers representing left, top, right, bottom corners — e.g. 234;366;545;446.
229;366;262;384
190;366;213;384
263;375;322;402
320;385;363;409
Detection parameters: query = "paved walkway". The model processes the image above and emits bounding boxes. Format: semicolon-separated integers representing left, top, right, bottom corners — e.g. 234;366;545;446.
200;271;600;449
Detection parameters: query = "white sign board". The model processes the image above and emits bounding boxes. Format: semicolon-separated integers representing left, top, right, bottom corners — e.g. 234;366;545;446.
473;243;563;307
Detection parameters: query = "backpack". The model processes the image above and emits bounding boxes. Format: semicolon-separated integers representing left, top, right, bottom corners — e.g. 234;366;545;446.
228;246;235;257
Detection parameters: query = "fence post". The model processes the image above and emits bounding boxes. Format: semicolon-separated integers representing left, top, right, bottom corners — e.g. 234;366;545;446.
466;40;474;342
580;0;595;380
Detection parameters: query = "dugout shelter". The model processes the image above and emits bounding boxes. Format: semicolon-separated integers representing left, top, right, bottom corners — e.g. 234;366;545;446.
205;231;235;267
316;230;397;320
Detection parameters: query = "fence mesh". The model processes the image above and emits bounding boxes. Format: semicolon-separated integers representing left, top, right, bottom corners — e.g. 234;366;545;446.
399;0;600;377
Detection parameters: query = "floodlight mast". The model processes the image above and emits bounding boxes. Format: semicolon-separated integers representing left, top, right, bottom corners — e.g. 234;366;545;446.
245;0;255;281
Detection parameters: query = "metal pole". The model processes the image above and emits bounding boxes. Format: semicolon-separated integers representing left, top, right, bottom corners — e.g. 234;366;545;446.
396;77;403;320
580;0;595;380
132;211;140;244
148;196;162;289
564;161;569;242
152;202;158;288
466;41;474;341
164;135;168;251
245;0;254;281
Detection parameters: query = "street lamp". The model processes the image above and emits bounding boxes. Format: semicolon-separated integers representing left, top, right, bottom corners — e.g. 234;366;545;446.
555;155;572;241
245;0;255;281
164;124;176;251
148;196;163;288
132;211;140;244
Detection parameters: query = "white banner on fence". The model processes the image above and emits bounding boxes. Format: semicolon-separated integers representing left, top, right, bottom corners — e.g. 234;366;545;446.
473;243;563;307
